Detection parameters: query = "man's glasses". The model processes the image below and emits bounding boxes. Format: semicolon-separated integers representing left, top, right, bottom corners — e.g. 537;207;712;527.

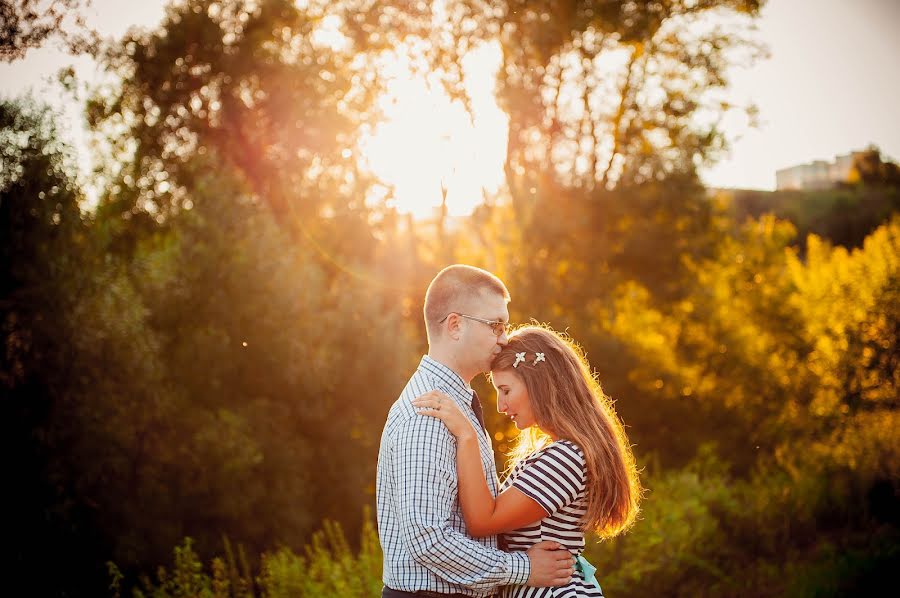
439;312;510;337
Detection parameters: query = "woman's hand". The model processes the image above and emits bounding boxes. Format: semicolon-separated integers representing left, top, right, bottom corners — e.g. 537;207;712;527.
412;391;477;440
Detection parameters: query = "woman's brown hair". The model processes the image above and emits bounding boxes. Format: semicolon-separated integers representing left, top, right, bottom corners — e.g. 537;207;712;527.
491;325;641;538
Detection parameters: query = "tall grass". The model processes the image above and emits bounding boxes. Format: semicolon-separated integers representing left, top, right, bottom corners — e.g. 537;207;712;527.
111;510;383;598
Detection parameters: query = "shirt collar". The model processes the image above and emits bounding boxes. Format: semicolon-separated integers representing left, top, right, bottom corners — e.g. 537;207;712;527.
419;355;474;403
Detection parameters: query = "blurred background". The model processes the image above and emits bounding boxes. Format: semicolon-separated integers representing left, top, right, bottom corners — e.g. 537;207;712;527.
1;1;898;596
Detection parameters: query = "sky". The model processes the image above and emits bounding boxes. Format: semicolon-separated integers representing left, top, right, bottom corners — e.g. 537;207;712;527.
1;0;898;208
701;0;900;190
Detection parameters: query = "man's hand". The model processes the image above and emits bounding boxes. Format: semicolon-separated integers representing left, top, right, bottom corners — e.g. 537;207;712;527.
524;541;575;587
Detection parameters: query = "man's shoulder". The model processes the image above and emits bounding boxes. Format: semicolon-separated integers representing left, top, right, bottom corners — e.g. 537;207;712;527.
385;369;435;419
383;372;454;446
384;394;414;431
385;397;452;438
397;367;448;407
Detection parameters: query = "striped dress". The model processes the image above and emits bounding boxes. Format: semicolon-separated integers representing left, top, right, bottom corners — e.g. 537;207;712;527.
499;440;604;598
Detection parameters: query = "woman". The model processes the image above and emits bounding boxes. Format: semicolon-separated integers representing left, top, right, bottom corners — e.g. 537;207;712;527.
412;326;641;597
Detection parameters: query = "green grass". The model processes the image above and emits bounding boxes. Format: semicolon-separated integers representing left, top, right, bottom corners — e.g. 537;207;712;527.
111;510;383;598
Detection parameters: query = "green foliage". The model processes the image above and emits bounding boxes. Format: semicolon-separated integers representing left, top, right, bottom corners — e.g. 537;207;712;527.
1;97;105;594
88;0;379;237
4;1;897;596
2;94;419;594
0;0;97;62
585;447;741;595
259;516;383;598
850;146;900;188
72;165;420;571
481;0;764;190
544;2;752;185
130;513;383;598
582;443;899;597
722;185;900;249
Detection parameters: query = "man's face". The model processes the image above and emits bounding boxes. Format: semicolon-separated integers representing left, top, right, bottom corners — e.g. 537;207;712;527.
459;289;510;374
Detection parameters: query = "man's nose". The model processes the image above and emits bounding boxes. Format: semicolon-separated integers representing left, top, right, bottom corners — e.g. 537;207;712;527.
497;329;509;346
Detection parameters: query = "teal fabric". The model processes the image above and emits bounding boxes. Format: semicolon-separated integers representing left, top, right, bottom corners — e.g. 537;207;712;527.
576;555;601;591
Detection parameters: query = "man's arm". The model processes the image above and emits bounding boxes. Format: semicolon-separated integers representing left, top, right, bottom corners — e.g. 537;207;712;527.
392;413;530;590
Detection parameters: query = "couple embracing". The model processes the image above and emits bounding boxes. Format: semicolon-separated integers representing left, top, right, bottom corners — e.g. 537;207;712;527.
377;265;641;598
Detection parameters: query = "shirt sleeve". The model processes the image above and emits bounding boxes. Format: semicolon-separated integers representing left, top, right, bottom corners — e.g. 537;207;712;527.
511;441;586;517
392;412;531;589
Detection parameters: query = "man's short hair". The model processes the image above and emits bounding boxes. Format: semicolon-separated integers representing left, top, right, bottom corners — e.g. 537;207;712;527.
424;264;510;343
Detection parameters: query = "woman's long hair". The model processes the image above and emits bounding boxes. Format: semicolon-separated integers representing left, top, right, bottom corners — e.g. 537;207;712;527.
491;325;641;538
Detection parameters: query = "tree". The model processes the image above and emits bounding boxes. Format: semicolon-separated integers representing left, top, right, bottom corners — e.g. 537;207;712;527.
88;0;379;248
492;1;764;191
0;97;100;594
346;0;764;193
79;2;429;577
850;146;900;187
0;0;96;61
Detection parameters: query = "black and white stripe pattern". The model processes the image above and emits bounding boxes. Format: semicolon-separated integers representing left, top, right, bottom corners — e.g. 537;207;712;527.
376;356;530;596
500;440;604;598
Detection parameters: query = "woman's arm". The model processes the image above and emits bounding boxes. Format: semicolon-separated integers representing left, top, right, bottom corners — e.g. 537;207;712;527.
455;432;548;536
413;391;548;537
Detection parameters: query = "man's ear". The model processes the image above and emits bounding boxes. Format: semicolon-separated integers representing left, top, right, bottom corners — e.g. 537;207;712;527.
446;313;462;340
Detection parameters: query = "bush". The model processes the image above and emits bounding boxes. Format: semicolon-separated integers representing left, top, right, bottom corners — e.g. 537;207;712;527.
119;510;383;598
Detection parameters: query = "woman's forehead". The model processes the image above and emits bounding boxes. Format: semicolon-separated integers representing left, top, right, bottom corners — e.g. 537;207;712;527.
491;369;519;385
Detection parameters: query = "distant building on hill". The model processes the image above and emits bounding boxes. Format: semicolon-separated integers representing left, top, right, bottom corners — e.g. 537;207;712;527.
775;150;869;190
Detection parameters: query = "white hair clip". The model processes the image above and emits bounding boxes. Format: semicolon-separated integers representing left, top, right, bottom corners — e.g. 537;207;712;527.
513;352;526;368
534;352;545;365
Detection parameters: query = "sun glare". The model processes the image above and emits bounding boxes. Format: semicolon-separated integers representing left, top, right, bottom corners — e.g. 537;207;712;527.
358;42;508;219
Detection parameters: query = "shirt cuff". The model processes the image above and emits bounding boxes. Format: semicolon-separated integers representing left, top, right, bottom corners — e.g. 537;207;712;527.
505;551;531;586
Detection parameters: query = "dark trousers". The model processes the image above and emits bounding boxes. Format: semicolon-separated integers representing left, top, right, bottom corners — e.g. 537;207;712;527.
381;587;480;598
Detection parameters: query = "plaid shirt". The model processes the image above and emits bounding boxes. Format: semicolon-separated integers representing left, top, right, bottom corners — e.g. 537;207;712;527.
376;356;531;595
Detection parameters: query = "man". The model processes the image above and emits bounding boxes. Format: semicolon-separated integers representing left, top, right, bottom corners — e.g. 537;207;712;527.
377;265;574;597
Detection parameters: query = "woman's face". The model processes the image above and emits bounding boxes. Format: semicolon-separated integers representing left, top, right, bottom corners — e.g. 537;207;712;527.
492;369;537;430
